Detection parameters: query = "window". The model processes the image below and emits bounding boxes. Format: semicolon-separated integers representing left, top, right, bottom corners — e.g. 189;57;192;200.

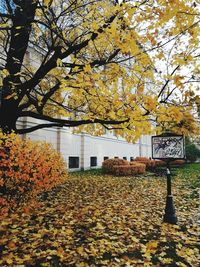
130;157;134;162
104;156;109;161
90;157;97;167
123;157;127;160
114;157;119;159
69;157;79;169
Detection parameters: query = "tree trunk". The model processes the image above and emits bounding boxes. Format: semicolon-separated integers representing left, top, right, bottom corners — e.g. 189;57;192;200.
0;99;18;134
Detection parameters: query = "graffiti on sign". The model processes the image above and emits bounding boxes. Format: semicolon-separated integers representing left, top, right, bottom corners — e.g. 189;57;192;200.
152;135;185;159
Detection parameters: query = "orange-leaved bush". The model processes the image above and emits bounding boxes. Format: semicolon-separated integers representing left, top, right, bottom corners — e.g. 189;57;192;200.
112;165;132;176
0;132;68;213
102;158;129;173
150;159;185;167
154;160;166;167
134;157;156;169
171;159;185;165
113;163;146;176
129;162;146;174
102;158;146;176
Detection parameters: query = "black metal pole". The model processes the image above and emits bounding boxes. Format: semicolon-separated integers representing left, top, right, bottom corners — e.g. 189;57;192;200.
166;162;172;196
163;160;178;224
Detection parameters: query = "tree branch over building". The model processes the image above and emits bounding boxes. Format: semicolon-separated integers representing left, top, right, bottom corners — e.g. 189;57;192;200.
0;0;199;141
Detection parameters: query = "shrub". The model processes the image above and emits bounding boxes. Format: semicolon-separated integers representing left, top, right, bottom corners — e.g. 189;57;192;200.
102;158;129;173
171;159;185;165
112;163;146;176
135;157;148;161
129;162;146;174
134;157;156;169
155;160;166;167
103;160;146;176
185;143;200;163
112;165;132;176
0;132;68;213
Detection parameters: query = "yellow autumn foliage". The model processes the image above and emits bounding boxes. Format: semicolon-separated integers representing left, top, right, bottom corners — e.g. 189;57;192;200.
0;0;199;140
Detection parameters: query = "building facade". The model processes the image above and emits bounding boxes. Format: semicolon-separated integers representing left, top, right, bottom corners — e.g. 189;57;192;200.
17;118;152;171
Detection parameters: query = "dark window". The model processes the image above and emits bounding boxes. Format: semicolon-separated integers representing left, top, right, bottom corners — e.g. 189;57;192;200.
123;157;127;160
90;157;97;167
104;156;109;161
69;157;79;168
114;157;119;159
130;157;134;162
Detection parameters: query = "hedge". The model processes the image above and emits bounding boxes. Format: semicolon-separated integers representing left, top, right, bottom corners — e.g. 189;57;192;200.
102;158;129;173
102;158;146;175
134;157;156;168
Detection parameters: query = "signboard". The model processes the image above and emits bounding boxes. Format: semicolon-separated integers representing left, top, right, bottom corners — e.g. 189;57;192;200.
152;135;185;160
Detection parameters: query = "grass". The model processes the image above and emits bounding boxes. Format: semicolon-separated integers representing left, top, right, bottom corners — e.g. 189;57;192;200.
176;162;200;176
175;163;200;200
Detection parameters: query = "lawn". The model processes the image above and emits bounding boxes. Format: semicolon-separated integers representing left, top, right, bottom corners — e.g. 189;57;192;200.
0;164;199;267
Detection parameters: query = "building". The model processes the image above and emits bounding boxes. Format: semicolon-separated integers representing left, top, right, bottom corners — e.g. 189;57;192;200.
17;118;152;171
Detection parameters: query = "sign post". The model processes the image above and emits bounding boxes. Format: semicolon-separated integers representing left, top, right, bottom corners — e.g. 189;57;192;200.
152;133;185;224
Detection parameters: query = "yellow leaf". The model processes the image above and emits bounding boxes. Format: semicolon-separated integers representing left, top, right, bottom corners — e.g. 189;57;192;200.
77;246;85;255
65;229;73;235
6;259;13;264
177;262;188;267
0;23;9;28
44;0;51;6
96;222;104;230
146;240;158;253
1;68;9;77
56;58;63;67
84;64;92;72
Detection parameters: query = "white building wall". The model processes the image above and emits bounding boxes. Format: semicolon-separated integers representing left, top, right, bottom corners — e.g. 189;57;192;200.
60;129;82;169
83;134;141;170
17;118;152;171
19;119;58;150
27;129;57;150
140;135;152;158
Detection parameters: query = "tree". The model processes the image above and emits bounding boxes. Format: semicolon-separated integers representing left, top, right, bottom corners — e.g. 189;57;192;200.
185;137;200;162
0;0;199;141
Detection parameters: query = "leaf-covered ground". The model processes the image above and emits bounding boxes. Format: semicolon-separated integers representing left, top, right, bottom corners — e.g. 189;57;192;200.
0;165;200;267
